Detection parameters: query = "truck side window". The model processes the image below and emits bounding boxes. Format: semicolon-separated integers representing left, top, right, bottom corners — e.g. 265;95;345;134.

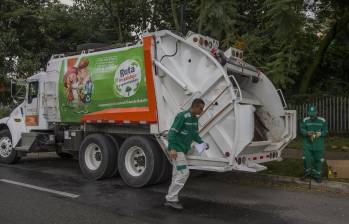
28;81;39;104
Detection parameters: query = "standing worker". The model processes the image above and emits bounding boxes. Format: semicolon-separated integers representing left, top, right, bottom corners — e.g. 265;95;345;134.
300;105;328;183
165;98;208;210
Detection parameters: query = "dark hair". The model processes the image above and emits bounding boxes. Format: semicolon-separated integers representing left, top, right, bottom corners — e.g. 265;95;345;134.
191;98;205;107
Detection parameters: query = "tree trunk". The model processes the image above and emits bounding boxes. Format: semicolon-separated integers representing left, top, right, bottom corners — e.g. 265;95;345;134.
116;12;123;42
102;0;123;42
299;13;349;94
150;0;159;31
197;0;206;34
171;0;180;31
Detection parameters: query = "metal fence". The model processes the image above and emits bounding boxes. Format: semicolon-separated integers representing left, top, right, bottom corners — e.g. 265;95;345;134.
288;96;349;134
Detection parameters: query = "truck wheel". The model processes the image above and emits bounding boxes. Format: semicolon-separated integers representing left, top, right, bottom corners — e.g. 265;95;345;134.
118;136;162;188
151;139;172;184
79;134;117;180
155;152;172;184
105;134;121;177
0;129;21;164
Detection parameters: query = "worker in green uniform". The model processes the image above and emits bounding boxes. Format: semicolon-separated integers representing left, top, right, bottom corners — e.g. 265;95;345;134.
165;98;209;210
300;105;328;183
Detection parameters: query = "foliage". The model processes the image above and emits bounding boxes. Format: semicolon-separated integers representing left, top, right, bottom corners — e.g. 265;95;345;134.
0;105;11;117
0;0;348;105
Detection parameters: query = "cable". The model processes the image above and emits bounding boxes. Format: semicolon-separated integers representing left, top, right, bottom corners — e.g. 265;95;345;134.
160;41;179;63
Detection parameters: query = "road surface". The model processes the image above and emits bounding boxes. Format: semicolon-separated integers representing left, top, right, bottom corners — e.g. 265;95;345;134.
0;153;348;224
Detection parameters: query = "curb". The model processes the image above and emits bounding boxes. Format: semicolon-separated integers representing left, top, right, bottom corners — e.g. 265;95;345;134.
212;172;349;194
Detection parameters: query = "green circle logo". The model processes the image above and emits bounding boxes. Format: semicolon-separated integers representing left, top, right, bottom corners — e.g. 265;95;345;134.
114;59;142;97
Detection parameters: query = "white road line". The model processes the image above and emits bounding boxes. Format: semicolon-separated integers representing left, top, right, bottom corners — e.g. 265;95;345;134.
0;179;80;198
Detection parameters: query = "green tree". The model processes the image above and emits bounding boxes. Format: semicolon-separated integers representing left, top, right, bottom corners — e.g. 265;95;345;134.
1;0;348;104
193;0;239;47
299;0;349;93
125;86;132;96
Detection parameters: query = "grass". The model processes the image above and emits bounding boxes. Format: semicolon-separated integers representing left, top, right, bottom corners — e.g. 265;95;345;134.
287;136;349;152
261;158;349;183
262;158;305;177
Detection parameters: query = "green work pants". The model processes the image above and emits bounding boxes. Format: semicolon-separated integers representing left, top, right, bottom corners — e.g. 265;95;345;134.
303;148;324;179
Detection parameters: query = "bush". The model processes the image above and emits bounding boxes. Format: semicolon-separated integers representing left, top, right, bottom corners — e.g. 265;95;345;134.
0;106;11;118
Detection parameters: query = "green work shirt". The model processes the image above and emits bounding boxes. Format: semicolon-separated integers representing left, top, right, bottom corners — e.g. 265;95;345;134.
168;110;203;154
300;116;328;151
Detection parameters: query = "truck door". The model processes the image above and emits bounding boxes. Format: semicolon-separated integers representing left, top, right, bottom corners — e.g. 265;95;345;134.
25;80;40;126
43;81;59;122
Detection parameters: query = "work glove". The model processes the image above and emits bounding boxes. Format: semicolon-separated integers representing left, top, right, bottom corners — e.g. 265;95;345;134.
307;131;314;137
315;132;321;138
204;142;209;150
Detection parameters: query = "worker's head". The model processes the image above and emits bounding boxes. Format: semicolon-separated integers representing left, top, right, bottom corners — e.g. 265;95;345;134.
307;105;317;118
191;98;205;116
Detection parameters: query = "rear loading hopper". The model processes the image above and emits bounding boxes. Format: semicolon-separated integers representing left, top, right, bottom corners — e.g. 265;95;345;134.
152;31;297;172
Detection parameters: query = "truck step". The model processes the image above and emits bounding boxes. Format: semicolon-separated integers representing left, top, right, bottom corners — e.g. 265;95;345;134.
15;146;32;152
235;162;267;172
248;141;272;147
15;132;40;152
188;165;231;172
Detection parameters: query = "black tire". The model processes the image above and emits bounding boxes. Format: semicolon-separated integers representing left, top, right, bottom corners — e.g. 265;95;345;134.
118;136;162;188
79;133;117;180
0;129;21;164
105;134;121;177
154;145;172;184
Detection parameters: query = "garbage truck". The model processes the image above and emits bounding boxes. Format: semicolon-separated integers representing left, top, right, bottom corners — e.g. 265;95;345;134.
0;30;297;187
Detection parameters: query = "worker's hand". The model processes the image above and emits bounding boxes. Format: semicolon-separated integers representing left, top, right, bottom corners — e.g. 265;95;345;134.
204;142;210;150
307;131;314;137
316;132;321;138
169;149;177;160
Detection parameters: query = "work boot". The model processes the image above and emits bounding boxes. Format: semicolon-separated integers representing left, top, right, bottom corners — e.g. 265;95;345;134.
164;200;183;210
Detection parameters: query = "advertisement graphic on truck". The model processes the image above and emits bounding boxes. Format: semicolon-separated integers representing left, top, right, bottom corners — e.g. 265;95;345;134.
58;46;149;123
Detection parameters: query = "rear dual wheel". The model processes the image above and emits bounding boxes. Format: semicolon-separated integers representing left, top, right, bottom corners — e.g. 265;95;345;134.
156;150;172;184
79;134;171;186
105;134;122;177
79;133;119;180
118;136;171;188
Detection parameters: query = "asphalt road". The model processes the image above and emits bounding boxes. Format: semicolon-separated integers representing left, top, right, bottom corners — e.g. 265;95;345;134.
0;153;348;224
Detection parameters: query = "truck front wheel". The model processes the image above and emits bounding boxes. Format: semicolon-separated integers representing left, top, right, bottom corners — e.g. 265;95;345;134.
0;129;21;164
118;136;162;188
79;134;117;180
